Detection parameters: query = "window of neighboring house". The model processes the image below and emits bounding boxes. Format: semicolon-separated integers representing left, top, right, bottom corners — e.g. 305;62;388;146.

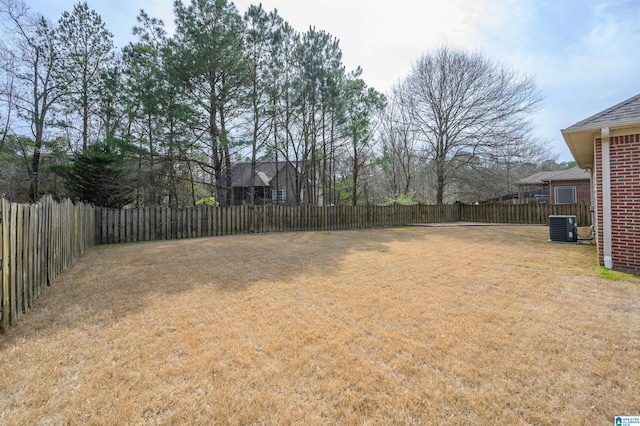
554;186;576;204
272;189;286;201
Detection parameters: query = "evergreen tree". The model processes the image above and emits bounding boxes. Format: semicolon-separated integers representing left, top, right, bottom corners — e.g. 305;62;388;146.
290;27;344;205
123;11;198;207
342;68;386;205
56;1;114;152
61;141;134;208
243;4;282;204
122;12;169;205
172;0;249;206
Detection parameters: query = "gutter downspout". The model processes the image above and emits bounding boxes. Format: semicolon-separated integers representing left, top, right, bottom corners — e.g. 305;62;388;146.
601;127;613;269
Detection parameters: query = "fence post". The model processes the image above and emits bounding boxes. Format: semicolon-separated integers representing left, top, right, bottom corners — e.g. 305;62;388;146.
1;200;8;332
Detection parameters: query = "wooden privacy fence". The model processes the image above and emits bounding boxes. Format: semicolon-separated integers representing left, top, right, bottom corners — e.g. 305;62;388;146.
0;196;95;333
1;199;590;332
95;202;592;245
94;203;458;244
459;203;592;227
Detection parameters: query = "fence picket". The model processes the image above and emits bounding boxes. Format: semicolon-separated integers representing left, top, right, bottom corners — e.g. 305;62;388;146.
1;200;9;331
0;196;95;333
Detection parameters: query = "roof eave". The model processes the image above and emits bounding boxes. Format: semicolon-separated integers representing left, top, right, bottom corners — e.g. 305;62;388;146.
561;130;595;169
562;118;640;135
561;119;640;170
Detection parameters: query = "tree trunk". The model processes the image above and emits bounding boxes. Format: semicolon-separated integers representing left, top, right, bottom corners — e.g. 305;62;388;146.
29;97;46;202
219;105;233;207
29;150;40;202
147;112;155;204
352;137;359;206
436;163;445;205
249;63;259;206
83;89;89;151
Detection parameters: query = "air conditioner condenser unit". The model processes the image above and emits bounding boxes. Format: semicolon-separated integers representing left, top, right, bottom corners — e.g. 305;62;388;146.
549;215;577;243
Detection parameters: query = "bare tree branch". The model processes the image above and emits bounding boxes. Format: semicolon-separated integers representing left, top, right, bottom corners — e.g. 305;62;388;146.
399;45;543;204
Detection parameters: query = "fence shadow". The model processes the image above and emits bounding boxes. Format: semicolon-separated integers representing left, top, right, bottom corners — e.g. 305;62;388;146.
0;227;431;346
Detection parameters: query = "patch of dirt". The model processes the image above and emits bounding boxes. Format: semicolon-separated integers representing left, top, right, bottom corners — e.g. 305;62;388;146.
0;226;637;424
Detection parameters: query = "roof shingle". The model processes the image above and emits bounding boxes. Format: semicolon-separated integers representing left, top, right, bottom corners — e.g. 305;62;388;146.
231;163;278;187
515;170;563;185
565;93;640;130
544;166;590;182
515;166;589;186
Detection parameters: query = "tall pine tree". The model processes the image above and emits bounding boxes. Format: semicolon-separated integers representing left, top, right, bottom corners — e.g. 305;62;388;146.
56;1;114;152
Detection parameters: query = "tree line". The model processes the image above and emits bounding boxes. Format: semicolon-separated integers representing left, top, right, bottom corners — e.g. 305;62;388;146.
0;0;561;207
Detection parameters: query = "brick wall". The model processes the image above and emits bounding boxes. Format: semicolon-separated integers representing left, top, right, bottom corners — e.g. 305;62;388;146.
548;180;591;205
594;133;640;272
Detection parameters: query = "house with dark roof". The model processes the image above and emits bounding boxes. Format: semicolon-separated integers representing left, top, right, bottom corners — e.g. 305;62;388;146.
230;161;311;206
515;170;562;204
562;92;640;272
514;166;590;205
545;166;591;205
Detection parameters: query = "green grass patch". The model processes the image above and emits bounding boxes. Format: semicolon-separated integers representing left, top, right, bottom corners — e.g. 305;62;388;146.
530;238;554;245
596;266;640;283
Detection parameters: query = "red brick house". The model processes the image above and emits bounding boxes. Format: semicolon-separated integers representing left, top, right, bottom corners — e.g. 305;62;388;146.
544;166;591;205
562;93;640;272
514;166;590;205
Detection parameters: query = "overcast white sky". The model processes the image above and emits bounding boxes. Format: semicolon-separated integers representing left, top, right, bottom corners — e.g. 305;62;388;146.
28;0;640;161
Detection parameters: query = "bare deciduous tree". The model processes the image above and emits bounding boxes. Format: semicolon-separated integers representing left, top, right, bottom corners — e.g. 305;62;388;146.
0;49;15;151
377;82;421;200
400;45;542;204
0;0;62;200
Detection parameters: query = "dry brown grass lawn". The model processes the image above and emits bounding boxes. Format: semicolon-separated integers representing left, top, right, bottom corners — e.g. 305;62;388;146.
1;225;639;425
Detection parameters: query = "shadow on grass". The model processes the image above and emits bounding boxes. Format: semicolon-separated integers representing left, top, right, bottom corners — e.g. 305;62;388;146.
1;224;604;348
0;227;432;346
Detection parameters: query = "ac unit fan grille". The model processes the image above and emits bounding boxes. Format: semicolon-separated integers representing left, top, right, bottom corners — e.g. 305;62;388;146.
549;215;577;243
